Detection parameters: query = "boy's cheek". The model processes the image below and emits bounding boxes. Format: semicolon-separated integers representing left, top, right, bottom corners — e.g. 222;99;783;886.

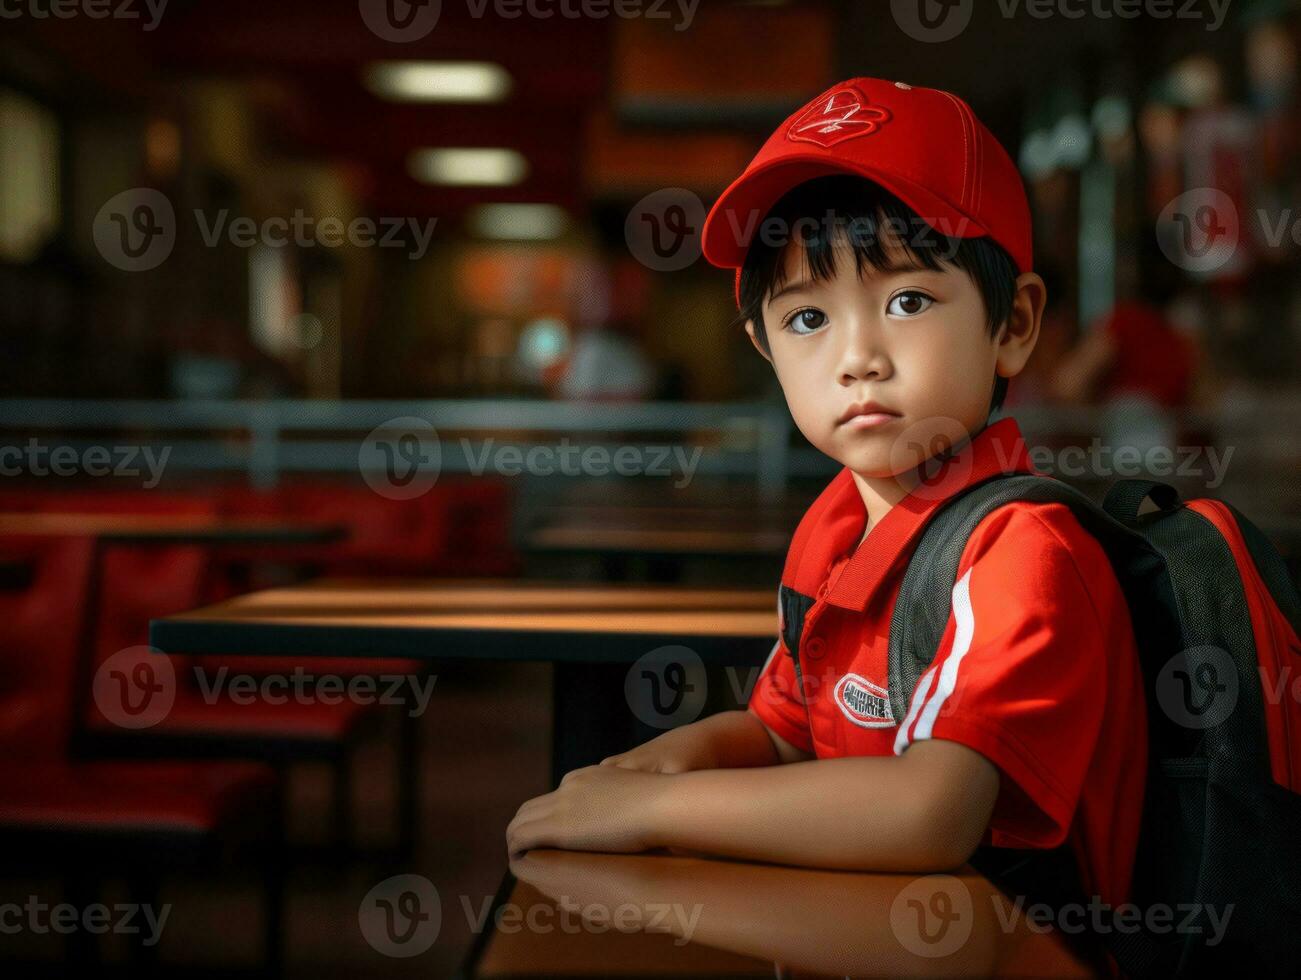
773;383;832;449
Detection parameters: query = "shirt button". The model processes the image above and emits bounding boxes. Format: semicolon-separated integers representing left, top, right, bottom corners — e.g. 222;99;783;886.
805;636;827;660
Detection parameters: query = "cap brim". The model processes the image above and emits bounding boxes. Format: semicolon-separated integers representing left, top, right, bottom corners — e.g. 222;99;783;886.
702;154;990;270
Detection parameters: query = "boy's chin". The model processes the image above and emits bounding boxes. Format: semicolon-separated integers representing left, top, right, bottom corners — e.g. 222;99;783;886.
827;446;914;482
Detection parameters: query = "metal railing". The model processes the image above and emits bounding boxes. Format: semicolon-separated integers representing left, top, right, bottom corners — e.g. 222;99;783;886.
0;398;797;498
1;396;1296;501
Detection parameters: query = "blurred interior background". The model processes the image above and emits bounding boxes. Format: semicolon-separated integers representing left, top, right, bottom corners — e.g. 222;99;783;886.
0;0;1298;976
0;0;1296;510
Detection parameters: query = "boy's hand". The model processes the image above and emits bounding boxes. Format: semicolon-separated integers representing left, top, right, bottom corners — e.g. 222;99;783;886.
598;725;716;774
506;765;667;860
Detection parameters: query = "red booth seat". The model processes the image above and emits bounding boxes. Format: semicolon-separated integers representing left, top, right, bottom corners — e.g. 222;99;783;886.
0;760;274;836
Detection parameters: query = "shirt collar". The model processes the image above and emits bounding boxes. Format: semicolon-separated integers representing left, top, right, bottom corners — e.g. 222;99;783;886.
781;416;1042;611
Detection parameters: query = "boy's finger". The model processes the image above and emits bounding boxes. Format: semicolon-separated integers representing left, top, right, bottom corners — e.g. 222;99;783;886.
511;796;545;823
507;800;551;846
505;817;527;856
507;818;548;858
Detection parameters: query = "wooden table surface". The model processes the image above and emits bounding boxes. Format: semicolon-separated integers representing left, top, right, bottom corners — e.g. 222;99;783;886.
469;850;1096;978
150;578;778;664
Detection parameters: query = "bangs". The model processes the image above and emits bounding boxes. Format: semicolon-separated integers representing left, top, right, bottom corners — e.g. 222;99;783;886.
742;175;973;305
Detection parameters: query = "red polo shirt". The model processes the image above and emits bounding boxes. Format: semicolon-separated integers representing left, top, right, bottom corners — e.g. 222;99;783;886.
747;417;1148;910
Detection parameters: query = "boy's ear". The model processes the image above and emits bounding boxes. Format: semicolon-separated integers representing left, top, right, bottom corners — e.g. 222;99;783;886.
996;272;1046;380
744;320;773;364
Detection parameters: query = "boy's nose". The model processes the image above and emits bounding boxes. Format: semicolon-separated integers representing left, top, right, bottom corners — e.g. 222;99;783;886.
837;324;892;385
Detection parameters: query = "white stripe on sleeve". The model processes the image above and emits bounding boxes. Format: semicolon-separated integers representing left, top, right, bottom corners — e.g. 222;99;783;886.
893;663;938;755
893;567;976;753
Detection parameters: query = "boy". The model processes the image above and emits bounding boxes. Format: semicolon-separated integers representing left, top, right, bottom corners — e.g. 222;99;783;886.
507;78;1148;918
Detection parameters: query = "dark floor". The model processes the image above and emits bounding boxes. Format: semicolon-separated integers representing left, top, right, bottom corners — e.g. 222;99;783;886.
1;659;554;978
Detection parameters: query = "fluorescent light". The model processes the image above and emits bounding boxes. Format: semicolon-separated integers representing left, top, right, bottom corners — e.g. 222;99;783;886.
363;61;511;103
408;148;527;186
469;204;567;240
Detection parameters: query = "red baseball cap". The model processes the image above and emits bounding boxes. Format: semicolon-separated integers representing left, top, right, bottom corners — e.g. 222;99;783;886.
702;77;1033;306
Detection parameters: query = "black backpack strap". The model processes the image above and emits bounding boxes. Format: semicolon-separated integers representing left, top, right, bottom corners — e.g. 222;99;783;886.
886;473;1168;976
1103;478;1182;526
887;473;1150;724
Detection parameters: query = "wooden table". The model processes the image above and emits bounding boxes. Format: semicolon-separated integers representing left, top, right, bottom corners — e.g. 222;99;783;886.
151;579;778;782
463;850;1097;978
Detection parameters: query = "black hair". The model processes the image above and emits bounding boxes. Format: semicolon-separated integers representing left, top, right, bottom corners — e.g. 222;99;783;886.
733;175;1020;414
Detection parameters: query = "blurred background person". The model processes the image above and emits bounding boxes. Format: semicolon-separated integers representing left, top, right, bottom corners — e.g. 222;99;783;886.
1052;241;1201;457
554;257;655;403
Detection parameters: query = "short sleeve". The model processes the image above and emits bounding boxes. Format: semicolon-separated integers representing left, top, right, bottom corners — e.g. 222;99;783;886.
891;503;1113;849
747;636;814;754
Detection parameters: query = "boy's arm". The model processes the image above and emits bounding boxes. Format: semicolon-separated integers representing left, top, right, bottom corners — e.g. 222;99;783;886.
507;738;998;872
509;505;1118;874
600;709;813;774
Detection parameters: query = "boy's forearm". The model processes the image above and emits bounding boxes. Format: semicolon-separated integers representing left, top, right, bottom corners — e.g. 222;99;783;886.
677;709;783;769
647;744;997;872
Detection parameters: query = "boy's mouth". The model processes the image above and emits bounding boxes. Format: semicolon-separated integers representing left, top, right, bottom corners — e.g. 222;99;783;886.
837;401;902;429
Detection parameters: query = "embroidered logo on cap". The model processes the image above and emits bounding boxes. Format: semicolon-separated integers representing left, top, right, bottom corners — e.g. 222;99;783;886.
787;86;891;148
835;673;895;728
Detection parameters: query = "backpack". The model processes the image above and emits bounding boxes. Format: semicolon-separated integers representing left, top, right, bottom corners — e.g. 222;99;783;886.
888;474;1301;977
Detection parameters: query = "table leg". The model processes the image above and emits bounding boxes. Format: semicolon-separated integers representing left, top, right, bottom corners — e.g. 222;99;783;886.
398;696;421;860
550;662;640;785
549;659;760;786
64;873;100;967
69;537;107;756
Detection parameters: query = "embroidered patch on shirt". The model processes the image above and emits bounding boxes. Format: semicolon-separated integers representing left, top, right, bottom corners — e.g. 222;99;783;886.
834;673;895;728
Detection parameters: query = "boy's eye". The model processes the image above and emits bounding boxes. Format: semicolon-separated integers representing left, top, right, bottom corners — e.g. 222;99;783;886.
887;290;933;317
784;308;828;335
